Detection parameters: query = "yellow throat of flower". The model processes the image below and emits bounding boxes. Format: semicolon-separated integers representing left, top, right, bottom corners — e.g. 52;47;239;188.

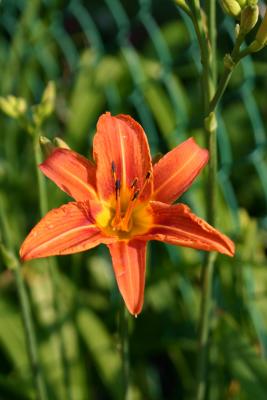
96;162;153;240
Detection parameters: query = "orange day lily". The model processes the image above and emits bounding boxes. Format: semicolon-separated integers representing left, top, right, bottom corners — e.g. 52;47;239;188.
20;112;234;316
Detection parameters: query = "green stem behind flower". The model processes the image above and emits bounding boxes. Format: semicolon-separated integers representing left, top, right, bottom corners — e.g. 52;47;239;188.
193;1;217;399
0;195;47;400
194;4;248;399
208;32;245;114
119;303;130;399
33;134;72;400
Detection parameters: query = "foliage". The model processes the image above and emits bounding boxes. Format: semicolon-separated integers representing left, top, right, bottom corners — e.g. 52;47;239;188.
0;0;267;399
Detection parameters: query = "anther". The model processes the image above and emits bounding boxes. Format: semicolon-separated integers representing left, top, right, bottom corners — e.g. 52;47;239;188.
131;177;138;188
115;179;121;199
111;161;116;174
132;190;140;201
138;171;152;199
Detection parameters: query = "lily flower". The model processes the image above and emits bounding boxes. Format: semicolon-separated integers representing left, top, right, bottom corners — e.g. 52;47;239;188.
20;112;234;316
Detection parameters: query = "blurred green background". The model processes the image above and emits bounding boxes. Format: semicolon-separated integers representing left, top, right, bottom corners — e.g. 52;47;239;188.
1;0;267;399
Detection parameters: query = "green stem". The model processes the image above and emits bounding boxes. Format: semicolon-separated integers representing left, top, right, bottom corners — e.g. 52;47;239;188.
34;135;48;216
208;33;245;114
206;0;217;84
0;196;47;400
33;134;72;400
14;268;48;400
195;1;217;399
195;6;246;400
208;68;232;114
119;304;130;399
189;0;212;109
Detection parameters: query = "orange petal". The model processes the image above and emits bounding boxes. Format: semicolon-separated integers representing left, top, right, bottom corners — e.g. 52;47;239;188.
39;148;98;201
141;201;234;256
93;112;152;202
108;240;147;316
20;201;114;261
153;138;209;203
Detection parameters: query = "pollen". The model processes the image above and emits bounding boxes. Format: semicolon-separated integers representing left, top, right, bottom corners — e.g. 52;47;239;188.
95;162;153;239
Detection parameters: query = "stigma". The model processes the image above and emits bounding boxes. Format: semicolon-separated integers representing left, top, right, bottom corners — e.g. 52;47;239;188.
110;161;151;232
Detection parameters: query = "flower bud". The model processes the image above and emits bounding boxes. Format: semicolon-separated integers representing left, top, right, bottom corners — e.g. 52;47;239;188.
240;5;259;35
224;54;235;70
33;81;56;126
39;136;55;157
40;81;56;118
204;112;217;132
220;0;242;18
53;137;71;149
0;95;27;119
220;0;258;18
255;8;267;48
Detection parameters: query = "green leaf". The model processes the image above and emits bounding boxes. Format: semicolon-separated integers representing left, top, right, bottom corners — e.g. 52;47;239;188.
77;308;122;399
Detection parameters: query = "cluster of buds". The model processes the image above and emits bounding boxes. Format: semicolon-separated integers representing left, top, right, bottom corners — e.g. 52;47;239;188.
0;81;56;134
0;95;27;119
174;1;267;52
220;0;258;19
250;6;267;51
220;0;267;51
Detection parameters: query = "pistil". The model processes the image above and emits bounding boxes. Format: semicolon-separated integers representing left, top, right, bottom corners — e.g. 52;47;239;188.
111;161;122;228
110;161;151;233
119;189;140;231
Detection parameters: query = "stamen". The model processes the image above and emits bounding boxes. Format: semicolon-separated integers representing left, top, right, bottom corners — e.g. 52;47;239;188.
138;170;151;198
115;179;120;199
111;160;116;174
113;179;121;224
132;189;140;201
120;189;140;231
131;178;138;188
128;177;139;203
111;161;123;229
111;167;152;232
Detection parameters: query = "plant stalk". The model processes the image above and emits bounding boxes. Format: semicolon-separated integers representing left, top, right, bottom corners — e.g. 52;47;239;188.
194;4;246;400
33;134;72;400
119;304;130;399
195;1;217;399
14;268;48;400
0;196;47;400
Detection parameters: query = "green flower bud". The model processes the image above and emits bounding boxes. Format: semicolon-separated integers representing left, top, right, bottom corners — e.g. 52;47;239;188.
0;95;27;119
255;8;267;48
32;81;56;126
220;0;242;18
204;112;217;132
53;137;71;150
39;136;56;157
220;0;258;18
224;53;235;70
240;5;259;35
40;81;56;118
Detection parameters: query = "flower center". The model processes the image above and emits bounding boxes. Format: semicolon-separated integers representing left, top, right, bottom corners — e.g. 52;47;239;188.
110;161;151;233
